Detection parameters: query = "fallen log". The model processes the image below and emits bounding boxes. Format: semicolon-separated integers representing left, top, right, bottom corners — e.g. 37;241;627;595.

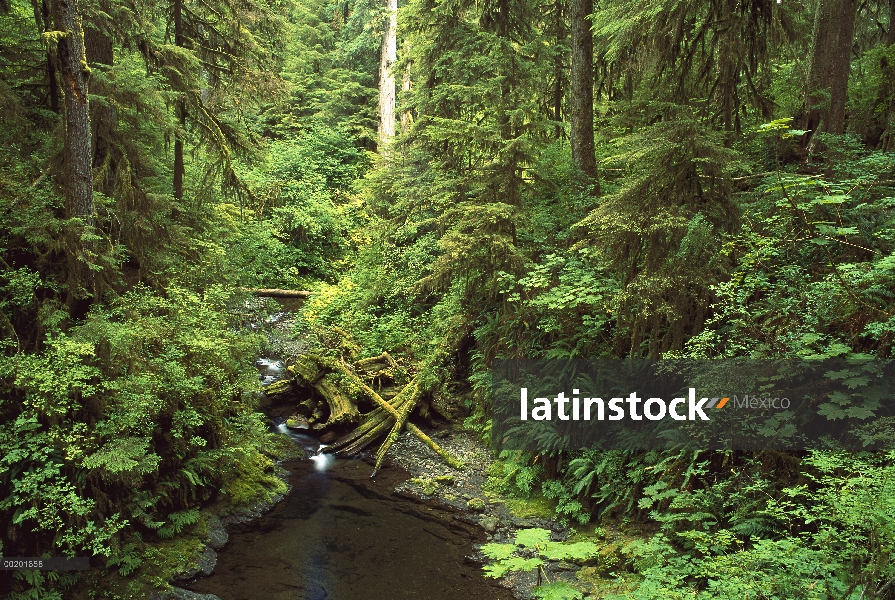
334;360;464;471
373;377;421;475
313;374;360;426
287;356;322;383
287;356;358;427
247;288;312;298
355;351;398;371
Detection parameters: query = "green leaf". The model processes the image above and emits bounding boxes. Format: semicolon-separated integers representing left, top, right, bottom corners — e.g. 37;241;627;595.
541;541;601;561
532;582;584;600
483;556;542;578
481;543;517;560
515;527;552;547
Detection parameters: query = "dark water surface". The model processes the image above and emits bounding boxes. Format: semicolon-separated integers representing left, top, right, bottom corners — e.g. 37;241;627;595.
187;454;513;600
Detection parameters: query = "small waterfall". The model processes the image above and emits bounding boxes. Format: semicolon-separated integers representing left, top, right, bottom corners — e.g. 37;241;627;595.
274;421;333;472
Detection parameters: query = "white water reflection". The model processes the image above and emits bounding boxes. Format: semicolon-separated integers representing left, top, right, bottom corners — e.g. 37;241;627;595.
310;453;334;472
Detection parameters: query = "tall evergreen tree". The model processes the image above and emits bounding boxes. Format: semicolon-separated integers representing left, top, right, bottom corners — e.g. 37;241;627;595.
803;0;857;143
50;0;93;223
378;0;397;146
570;0;598;189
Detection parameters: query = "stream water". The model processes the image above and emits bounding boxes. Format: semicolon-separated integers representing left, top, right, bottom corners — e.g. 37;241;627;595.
187;427;515;600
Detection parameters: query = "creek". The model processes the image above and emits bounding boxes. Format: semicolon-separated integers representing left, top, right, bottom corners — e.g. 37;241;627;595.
186;355;514;600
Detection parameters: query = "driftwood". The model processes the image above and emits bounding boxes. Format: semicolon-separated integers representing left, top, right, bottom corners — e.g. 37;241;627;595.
248;288;312;298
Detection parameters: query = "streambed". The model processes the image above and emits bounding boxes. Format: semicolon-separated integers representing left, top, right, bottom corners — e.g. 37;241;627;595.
186;430;514;600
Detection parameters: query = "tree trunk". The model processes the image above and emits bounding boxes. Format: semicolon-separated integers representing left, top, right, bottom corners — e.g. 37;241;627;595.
803;0;857;143
400;46;412;131
879;0;895;149
827;0;856;134
51;0;93;223
552;0;566;137
173;0;185;200
40;0;60;112
85;25;115;180
83;26;112;66
51;0;94;305
570;0;599;191
378;0;397;149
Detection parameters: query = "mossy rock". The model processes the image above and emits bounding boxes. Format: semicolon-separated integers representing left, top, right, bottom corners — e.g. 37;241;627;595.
410;477;439;495
585;542;622;573
434;474;455;485
466;497;486;511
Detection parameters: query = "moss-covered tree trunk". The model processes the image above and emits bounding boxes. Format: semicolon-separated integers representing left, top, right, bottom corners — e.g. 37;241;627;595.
51;0;94;303
52;0;93;223
826;0;856;135
173;0;186;201
552;0;565;128
878;0;895;150
84;24;115;186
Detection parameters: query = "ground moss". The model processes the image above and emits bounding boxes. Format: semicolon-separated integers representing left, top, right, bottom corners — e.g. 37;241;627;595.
501;495;556;519
221;451;288;508
410;476;440;495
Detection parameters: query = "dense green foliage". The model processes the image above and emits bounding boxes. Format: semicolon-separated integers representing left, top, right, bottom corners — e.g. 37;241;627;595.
3;0;895;595
0;0;368;595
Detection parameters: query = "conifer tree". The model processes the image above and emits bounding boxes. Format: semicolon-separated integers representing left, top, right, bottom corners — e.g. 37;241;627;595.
159;0;285;202
378;0;397;147
803;0;858;143
50;0;93;223
49;0;95;300
570;0;598;190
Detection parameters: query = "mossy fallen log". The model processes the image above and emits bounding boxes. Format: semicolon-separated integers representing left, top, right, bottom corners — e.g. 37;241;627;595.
354;351;398;371
333;360;464;471
312;374;360;426
373;377;420;475
287;356;322;384
262;379;295;397
248;288;313;298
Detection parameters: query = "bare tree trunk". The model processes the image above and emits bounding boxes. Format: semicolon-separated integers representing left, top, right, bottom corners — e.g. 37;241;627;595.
803;0;857;144
173;0;186;200
51;0;93;223
827;0;856;134
879;0;895;149
570;0;599;192
378;0;397;149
